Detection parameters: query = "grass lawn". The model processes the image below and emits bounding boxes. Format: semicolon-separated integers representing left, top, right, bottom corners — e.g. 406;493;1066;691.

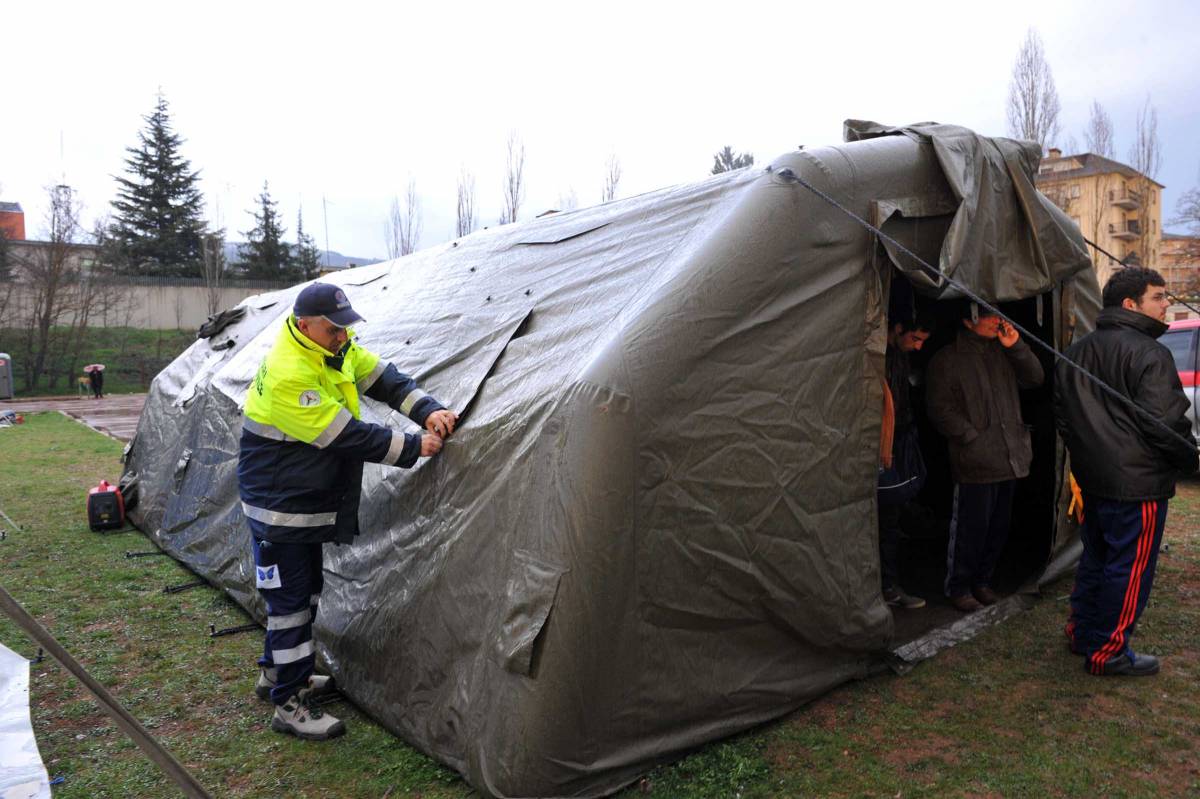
2;412;1199;797
0;327;196;397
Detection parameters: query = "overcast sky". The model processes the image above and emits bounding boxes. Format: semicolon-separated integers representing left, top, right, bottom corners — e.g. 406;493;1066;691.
3;0;1198;261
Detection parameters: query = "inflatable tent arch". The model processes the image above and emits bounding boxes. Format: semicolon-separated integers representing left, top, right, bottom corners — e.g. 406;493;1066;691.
122;121;1099;798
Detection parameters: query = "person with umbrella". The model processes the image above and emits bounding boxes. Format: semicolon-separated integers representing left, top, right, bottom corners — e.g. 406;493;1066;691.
84;364;105;399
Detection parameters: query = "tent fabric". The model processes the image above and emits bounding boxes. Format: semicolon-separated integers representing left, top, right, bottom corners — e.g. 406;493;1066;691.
122;123;1100;798
844;120;1095;301
0;641;51;798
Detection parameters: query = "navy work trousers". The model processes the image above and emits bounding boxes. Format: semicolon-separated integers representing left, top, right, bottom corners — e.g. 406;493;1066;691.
945;480;1015;598
1068;495;1167;675
251;531;323;705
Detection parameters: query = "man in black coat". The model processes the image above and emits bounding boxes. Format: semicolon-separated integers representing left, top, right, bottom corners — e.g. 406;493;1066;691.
927;304;1045;612
1055;267;1198;677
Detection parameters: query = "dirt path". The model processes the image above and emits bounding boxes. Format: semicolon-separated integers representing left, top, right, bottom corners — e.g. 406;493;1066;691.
0;394;146;442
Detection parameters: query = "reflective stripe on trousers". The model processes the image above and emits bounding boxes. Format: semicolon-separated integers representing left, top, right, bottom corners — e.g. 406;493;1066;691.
253;537;324;705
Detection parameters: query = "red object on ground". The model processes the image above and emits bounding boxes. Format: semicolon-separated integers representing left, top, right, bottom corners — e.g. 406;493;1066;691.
87;480;125;531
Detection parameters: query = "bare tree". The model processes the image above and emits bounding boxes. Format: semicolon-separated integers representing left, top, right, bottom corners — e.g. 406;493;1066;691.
1172;182;1200;275
88;216;138;329
456;167;476;238
17;185;121;391
384;195;403;259
1128;96;1162;266
385;178;422;258
173;290;186;330
1083;100;1115;157
500;132;526;225
19;185;82;390
1006;28;1062;152
556;188;578;211
0;205;13;320
602;154;622;203
200;229;226;317
0;246;14;323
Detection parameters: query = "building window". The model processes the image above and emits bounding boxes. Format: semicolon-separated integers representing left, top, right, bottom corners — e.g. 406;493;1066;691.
1070;184;1081;198
1175;312;1189;321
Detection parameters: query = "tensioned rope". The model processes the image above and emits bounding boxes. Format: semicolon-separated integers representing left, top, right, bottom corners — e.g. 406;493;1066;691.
774;165;1199;454
0;583;212;798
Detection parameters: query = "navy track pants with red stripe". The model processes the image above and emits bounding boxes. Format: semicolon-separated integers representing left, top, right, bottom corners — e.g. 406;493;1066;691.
1068;494;1167;674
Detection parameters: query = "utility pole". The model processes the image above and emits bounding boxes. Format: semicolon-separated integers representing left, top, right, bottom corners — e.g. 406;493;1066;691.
322;195;331;270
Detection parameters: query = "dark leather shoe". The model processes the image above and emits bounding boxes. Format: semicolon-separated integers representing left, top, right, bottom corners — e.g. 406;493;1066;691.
1088;651;1160;677
950;594;983;612
972;586;1000;606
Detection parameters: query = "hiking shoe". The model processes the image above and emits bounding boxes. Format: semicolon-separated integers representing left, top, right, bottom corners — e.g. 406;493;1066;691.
949;594;983;613
256;668;336;702
882;587;926;609
971;586;1000;606
1087;651;1160;677
270;695;346;740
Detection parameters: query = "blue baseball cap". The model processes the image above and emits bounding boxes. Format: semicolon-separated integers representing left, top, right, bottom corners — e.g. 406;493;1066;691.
293;283;364;327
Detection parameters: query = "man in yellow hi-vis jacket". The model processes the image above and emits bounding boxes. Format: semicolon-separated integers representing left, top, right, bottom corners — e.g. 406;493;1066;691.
237;282;456;740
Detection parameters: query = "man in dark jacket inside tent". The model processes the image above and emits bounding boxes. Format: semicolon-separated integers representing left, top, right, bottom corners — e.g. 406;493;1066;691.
927;302;1044;612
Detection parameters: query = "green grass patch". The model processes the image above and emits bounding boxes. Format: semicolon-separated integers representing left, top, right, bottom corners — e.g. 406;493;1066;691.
0;413;470;798
3;413;1200;797
623;483;1200;799
0;327;195;396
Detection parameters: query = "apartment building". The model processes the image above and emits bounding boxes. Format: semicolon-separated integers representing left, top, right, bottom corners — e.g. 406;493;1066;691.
1034;149;1166;289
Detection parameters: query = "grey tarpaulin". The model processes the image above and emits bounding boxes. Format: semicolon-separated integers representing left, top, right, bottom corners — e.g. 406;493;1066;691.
0;641;50;798
122;122;1100;798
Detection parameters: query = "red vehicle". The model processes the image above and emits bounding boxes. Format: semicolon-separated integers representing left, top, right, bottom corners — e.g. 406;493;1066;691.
1163;318;1200;438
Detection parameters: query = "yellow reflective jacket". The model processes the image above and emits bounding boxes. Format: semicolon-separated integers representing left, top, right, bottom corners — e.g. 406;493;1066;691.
237;315;442;544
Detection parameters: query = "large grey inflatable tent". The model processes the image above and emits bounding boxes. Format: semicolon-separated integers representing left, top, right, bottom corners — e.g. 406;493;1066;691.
122;121;1099;798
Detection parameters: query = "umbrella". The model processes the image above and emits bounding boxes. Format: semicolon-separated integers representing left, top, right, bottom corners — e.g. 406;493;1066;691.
82;364;106;372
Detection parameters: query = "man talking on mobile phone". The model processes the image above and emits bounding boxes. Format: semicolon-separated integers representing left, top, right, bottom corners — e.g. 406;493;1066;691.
927;303;1045;612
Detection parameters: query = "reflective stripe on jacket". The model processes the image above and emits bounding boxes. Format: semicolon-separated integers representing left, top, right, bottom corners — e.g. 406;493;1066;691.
237;314;443;544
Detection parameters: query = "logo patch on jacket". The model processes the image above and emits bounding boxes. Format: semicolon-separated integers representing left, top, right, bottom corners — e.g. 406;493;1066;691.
256;564;282;589
298;390;321;407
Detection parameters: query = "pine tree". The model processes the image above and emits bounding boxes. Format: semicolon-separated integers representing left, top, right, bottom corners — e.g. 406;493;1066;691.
711;146;755;174
106;94;207;277
295;208;323;280
238;182;296;281
0;225;11;280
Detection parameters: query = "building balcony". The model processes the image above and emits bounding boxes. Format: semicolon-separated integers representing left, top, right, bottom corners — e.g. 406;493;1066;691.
1110;220;1141;240
1110;187;1142;209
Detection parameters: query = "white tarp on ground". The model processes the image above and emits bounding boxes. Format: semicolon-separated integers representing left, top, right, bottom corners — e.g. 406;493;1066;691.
0;642;49;799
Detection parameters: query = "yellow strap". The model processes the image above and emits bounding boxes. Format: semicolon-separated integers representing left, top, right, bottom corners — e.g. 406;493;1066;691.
1067;472;1084;523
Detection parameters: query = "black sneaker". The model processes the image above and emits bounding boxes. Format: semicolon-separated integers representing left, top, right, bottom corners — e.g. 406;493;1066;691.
1087;650;1159;677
